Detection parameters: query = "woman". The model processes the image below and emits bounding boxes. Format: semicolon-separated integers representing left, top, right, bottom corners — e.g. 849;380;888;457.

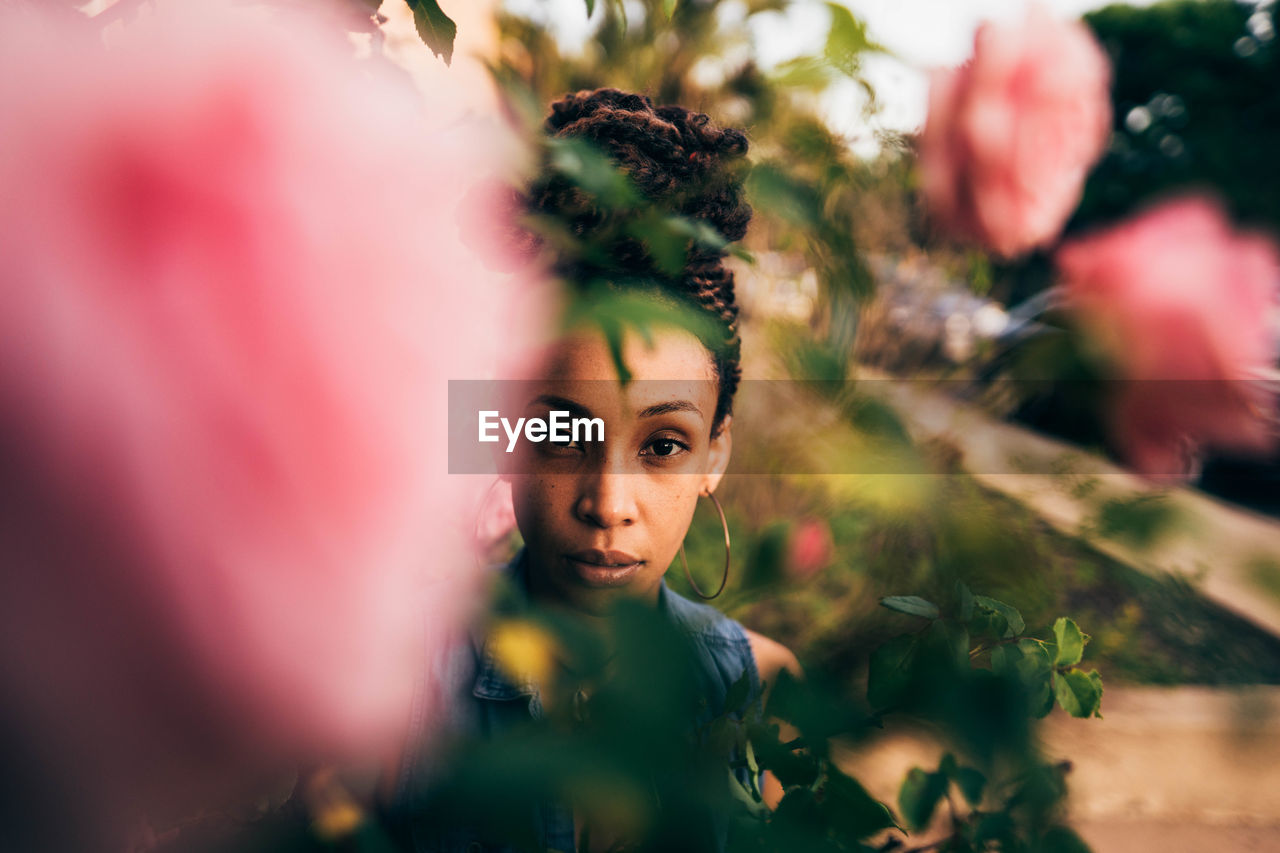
396;88;799;853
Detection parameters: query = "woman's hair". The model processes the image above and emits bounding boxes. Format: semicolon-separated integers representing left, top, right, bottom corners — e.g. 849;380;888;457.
527;88;752;435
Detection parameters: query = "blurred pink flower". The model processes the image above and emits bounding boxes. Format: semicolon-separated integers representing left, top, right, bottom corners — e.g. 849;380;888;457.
787;519;835;580
919;4;1112;258
0;0;542;836
1056;196;1280;479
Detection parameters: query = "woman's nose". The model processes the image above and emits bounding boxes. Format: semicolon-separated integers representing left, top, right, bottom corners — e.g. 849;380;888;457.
573;467;637;528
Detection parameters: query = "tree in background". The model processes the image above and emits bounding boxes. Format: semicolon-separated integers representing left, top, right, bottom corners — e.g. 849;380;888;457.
1076;0;1280;233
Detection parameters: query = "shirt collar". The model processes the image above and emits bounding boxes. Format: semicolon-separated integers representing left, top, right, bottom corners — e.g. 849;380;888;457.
471;549;539;701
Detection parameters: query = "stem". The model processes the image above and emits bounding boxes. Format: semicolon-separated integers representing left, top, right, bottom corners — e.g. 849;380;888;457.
968;637;1020;659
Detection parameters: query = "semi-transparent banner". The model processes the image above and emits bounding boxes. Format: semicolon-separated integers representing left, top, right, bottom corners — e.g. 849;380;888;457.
447;379;1278;477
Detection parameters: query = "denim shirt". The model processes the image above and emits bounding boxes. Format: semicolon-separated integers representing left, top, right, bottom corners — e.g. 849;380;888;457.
394;550;762;853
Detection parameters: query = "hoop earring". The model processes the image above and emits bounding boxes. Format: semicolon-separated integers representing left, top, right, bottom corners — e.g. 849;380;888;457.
680;490;730;600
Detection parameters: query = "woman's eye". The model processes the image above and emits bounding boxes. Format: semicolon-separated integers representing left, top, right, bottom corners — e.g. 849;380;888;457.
544;435;584;453
641;437;689;458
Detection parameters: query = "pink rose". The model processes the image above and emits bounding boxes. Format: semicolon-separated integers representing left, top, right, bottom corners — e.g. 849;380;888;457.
0;1;542;836
1056;196;1280;479
919;4;1112;258
787;519;835;580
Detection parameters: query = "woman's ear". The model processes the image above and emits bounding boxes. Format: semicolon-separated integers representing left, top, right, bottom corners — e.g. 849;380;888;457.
704;415;732;494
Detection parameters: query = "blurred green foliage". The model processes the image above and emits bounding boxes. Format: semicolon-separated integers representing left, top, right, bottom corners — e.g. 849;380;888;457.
391;584;1100;853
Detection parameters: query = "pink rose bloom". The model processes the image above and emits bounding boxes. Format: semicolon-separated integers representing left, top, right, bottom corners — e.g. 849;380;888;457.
1056;196;1280;479
919;4;1112;258
787;519;835;580
0;0;541;837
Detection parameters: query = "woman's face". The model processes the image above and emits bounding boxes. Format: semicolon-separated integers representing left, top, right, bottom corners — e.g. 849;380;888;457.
505;326;732;615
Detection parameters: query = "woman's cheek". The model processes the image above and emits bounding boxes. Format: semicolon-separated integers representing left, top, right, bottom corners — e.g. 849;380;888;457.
508;475;549;540
651;479;701;550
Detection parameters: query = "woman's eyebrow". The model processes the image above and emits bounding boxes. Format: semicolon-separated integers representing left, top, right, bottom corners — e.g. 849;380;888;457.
636;400;702;419
527;394;594;420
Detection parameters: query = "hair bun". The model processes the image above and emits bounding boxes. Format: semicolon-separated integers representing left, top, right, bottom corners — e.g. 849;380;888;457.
529;87;751;431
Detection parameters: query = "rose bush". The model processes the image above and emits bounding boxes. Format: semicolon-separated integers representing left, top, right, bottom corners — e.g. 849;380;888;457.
919;3;1112;258
1056;196;1279;479
0;1;540;839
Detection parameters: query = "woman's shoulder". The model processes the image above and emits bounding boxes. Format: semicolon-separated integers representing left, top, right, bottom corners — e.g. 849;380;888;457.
740;627;802;696
660;583;801;697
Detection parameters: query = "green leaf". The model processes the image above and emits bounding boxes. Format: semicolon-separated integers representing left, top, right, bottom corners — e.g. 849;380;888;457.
1015;639;1052;675
990;643;1022;676
626;215;688;276
1030;677;1056;718
754;726;818;788
662;0;677;18
972;595;1025;638
922;617;970;670
584;0;595;15
954;767;986;807
766;56;833;91
562;289;721;389
897;767;947;831
662;214;731;253
867;634;915;709
724;671;751;715
743;739;762;801
880;596;940;620
1016;639;1055;718
1087;669;1104;718
727;767;768;817
547;137;641;210
974;812;1015;845
956;581;974;622
1052;617;1085;667
823;2;883;76
1053;668;1102;718
745;163;821;228
404;0;456;65
969;608;1008;640
825;768;897;838
600;314;630;384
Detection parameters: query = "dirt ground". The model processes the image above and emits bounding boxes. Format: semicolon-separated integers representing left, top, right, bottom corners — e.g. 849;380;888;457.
836;686;1280;853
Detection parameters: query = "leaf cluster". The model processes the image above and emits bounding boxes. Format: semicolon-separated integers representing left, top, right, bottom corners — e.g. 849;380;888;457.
877;586;1104;722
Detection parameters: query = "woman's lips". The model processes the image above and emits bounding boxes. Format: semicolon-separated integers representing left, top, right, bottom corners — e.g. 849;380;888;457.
564;549;644;588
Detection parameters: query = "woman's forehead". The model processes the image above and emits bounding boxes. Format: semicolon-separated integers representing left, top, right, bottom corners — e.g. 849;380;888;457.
521;327;718;418
539;327;717;383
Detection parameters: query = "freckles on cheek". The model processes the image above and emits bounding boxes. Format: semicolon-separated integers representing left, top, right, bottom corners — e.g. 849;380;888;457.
511;476;557;531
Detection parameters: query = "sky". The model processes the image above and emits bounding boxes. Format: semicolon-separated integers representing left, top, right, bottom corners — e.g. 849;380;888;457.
503;0;1164;155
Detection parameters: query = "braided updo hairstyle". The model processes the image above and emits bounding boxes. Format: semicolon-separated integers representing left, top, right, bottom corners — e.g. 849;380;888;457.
527;88;752;435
